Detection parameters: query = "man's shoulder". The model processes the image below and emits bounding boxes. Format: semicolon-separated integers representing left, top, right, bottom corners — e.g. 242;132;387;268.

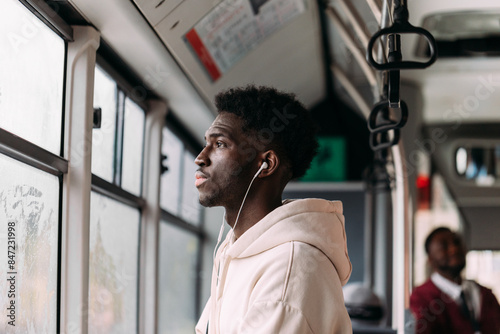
474;281;495;293
290;241;333;267
248;241;337;287
252;241;330;270
474;281;500;302
286;241;340;289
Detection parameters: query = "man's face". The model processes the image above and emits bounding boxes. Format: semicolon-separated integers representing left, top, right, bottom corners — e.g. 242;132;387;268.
194;112;256;208
428;230;467;276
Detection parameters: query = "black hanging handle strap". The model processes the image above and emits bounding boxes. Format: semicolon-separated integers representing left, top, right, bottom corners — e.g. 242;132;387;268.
367;100;408;151
368;100;408;133
366;1;437;71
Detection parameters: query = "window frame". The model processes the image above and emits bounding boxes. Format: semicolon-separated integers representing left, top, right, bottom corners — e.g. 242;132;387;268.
0;128;68;177
18;0;73;41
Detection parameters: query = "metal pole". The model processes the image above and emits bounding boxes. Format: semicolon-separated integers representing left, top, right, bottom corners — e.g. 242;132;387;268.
391;140;411;334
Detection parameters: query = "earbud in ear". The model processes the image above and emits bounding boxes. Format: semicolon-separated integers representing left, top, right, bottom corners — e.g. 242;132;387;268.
254;161;268;178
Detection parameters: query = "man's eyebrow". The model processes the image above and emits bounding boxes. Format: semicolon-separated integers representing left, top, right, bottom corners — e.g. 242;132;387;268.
208;133;226;138
204;131;233;141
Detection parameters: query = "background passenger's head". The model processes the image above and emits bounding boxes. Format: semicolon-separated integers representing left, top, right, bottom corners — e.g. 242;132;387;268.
425;227;467;278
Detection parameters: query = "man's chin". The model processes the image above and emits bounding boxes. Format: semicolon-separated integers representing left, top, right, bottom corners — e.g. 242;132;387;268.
452;263;466;274
198;195;219;208
444;262;466;277
449;257;466;268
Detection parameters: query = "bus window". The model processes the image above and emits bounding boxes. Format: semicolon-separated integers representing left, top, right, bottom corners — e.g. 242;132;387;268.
466;251;500;301
0;155;60;332
92;66;117;183
89;63;146;333
181;151;202;225
88;192;140;334
0;0;67;331
160;127;183;216
158;124;204;332
158;222;200;333
122;98;145;196
0;0;65;154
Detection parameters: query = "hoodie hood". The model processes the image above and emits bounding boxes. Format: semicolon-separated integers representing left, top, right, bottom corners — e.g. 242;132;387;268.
222;198;352;285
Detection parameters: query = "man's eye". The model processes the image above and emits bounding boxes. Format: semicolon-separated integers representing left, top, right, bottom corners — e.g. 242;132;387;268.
216;141;225;148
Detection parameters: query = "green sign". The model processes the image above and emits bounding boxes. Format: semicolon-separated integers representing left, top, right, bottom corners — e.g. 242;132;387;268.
301;136;346;182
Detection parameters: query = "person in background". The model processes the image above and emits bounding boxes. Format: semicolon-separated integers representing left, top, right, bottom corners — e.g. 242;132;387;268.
194;85;352;333
410;227;500;334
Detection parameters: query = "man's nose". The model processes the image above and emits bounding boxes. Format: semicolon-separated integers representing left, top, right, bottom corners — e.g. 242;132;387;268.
448;241;462;255
195;147;210;167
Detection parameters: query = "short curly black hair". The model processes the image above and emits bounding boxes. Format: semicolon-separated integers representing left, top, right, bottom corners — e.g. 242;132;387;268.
215;85;319;180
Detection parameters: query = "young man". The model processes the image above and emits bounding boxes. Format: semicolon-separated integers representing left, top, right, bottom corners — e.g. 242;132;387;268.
194;85;352;333
410;227;500;334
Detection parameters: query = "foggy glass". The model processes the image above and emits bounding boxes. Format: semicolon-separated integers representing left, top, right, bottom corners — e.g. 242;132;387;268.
181;151;202;225
0;0;65;154
160;127;183;215
92;66;118;182
121;97;145;195
465;251;500;304
88;192;140;334
0;155;59;333
157;222;199;334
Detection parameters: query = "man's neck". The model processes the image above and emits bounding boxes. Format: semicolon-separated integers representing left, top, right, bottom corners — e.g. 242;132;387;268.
225;197;282;239
435;269;462;285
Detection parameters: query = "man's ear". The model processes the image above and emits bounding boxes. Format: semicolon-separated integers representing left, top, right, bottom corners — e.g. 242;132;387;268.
258;150;279;178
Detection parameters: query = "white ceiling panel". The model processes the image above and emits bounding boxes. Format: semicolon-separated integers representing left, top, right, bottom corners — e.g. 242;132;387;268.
69;0;215;142
152;0;326;109
133;0;186;26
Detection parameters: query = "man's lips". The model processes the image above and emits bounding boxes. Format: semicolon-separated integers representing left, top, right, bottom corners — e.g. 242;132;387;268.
195;171;208;187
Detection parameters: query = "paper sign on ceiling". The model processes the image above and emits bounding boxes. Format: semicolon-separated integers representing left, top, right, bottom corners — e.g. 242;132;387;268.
184;0;306;82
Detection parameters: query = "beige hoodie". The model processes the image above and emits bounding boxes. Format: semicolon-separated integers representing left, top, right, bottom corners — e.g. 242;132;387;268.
196;198;352;334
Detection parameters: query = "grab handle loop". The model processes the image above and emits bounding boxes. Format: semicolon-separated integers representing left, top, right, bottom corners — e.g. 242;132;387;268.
368;100;408;133
367;100;408;151
366;2;437;70
369;129;400;151
388;34;402;108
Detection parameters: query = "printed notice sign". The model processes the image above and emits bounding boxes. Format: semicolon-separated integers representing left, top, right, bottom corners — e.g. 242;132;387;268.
184;0;306;81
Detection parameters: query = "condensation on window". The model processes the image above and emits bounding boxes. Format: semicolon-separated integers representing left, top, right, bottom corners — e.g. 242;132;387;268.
0;155;59;333
465;251;500;303
0;0;65;155
160;127;183;215
88;192;140;334
181;151;202;225
158;222;199;334
121;97;145;196
92;66;118;182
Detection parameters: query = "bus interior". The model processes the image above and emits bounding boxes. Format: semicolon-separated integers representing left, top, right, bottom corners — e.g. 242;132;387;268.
1;0;499;333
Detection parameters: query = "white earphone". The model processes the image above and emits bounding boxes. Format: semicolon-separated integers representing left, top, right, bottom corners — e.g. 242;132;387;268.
213;161;268;280
256;161;268;175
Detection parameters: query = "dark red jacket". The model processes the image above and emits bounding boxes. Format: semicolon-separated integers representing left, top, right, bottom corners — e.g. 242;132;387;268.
410;279;500;334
